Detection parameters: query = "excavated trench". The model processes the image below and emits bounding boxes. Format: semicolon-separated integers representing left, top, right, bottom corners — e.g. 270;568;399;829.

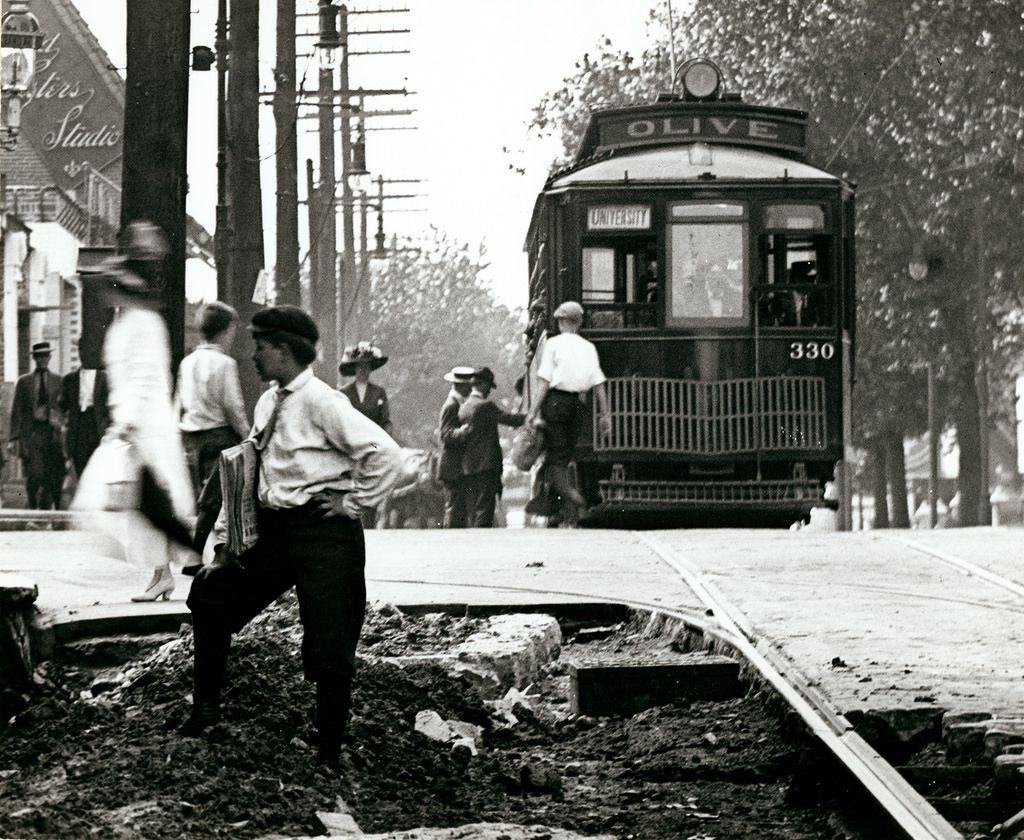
0;596;1003;840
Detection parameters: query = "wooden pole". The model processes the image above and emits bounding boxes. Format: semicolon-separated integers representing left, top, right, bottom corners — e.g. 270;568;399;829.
227;0;266;414
273;0;299;305
121;0;190;369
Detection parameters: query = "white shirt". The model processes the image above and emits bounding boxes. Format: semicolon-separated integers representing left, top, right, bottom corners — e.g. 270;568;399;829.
253;367;402;513
536;332;606;393
175;343;250;437
79;368;97;412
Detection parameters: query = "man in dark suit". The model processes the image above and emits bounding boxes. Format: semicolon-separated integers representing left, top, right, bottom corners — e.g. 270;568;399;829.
8;341;66;509
59;366;109;478
454;367;524;528
436;366;474;528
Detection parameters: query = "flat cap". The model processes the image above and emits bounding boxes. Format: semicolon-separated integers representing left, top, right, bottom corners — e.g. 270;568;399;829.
250;305;319;343
553;300;584;321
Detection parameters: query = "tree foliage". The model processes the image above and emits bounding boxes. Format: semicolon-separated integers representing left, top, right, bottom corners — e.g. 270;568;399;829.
357;229;525;450
528;0;1024;523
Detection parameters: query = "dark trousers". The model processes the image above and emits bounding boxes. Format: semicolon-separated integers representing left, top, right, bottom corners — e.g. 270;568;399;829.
540;389;582;467
183;426;240;497
186;504;366;757
441;479;468;528
463;470;501;527
22;421;65;509
68;409;102;477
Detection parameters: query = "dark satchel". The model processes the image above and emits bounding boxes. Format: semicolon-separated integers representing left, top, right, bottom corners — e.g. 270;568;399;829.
511;424;544;472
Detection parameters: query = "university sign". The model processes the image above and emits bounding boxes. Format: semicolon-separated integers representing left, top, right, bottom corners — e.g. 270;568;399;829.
582;103;808;161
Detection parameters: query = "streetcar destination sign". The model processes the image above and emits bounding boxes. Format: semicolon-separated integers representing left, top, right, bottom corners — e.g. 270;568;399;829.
587;205;652;230
575;102;809;163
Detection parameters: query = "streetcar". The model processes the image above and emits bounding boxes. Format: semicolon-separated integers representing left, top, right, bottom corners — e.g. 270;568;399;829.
523;59;855;525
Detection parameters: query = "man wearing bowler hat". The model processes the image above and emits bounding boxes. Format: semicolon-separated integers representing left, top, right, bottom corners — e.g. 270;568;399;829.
452;366;524;528
8;341;66;509
436;365;475;528
184;304;403;770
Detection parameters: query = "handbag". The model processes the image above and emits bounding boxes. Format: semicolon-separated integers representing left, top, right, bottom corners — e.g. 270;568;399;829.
511;424;544;472
71;433;142;512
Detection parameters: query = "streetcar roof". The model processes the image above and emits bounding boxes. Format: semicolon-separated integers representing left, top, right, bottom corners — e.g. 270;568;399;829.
548;145;841;189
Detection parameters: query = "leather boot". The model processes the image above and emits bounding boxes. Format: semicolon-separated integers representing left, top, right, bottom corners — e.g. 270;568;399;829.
180;700;220;736
132;565;174;602
315;674;352;767
181;616;230;736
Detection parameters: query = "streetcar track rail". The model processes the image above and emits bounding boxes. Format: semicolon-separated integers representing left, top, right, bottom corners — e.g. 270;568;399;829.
372;538;966;840
638;532;965;840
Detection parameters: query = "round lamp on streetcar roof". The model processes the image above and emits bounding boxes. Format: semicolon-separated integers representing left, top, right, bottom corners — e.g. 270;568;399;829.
678;58;722;101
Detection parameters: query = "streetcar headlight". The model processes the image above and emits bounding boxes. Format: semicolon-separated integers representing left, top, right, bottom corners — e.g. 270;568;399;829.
679;58;722;101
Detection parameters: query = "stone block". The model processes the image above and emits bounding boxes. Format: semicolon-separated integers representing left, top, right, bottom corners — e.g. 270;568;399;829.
946;721;992;764
568;652;741;717
0;575;41;688
451;614;562;698
942;710;993;740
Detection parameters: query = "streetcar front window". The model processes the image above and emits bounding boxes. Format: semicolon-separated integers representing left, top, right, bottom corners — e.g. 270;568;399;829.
667;202;747;327
759;203;833;328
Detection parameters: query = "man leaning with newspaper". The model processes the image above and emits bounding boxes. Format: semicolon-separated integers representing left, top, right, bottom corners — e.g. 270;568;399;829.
182;305;403;772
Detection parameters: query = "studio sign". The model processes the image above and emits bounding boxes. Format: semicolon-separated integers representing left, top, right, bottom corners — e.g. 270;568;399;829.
28;34;121;151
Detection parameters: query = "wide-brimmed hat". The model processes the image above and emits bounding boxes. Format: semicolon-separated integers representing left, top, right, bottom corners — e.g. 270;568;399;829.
339;341;387;375
444;365;475;383
471;366;496;388
31;341;52;356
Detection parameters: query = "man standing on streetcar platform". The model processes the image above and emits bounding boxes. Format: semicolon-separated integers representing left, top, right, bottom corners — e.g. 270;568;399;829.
182;305;403;771
526;301;612;525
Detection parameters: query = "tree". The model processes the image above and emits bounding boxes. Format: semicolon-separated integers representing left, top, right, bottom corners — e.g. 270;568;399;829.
528;0;1024;526
357;229;526;450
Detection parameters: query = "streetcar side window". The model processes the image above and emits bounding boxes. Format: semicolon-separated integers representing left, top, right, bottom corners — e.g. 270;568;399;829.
758;204;833;328
581;239;658;329
666;202;747;327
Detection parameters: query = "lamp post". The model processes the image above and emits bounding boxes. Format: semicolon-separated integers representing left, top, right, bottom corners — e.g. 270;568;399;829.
1;0;43;151
909;250;939;529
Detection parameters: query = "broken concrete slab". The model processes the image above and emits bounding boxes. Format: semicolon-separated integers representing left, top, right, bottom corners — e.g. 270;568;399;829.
568;651;741;717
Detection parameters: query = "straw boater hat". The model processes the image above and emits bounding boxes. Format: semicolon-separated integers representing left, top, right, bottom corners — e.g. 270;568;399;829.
339;341;388;375
444;365;474;383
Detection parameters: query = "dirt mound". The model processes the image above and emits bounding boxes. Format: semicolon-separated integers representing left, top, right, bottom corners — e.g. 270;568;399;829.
1;598;869;839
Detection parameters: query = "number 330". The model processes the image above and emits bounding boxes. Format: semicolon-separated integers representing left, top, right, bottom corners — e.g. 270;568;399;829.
790;341;835;360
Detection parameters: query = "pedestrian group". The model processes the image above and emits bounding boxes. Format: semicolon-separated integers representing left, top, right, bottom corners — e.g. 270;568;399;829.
5;220;609;771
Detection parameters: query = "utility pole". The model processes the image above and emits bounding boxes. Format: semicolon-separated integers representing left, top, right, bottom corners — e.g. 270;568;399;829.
122;0;190;368
314;0;339;381
337;4;356;356
214;0;231;302
274;0;299;305
307;3;412;373
226;0;266;412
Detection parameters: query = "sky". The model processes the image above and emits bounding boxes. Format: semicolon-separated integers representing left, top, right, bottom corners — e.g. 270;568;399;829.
70;0;658;308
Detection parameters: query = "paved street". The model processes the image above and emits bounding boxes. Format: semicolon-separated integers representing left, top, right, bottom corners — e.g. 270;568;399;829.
2;524;1022;718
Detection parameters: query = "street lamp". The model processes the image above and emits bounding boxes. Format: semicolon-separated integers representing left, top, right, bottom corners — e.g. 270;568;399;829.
1;0;44;151
316;0;341;69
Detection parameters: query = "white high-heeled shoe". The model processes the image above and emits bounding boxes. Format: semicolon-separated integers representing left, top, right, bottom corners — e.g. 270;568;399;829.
132;566;175;602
